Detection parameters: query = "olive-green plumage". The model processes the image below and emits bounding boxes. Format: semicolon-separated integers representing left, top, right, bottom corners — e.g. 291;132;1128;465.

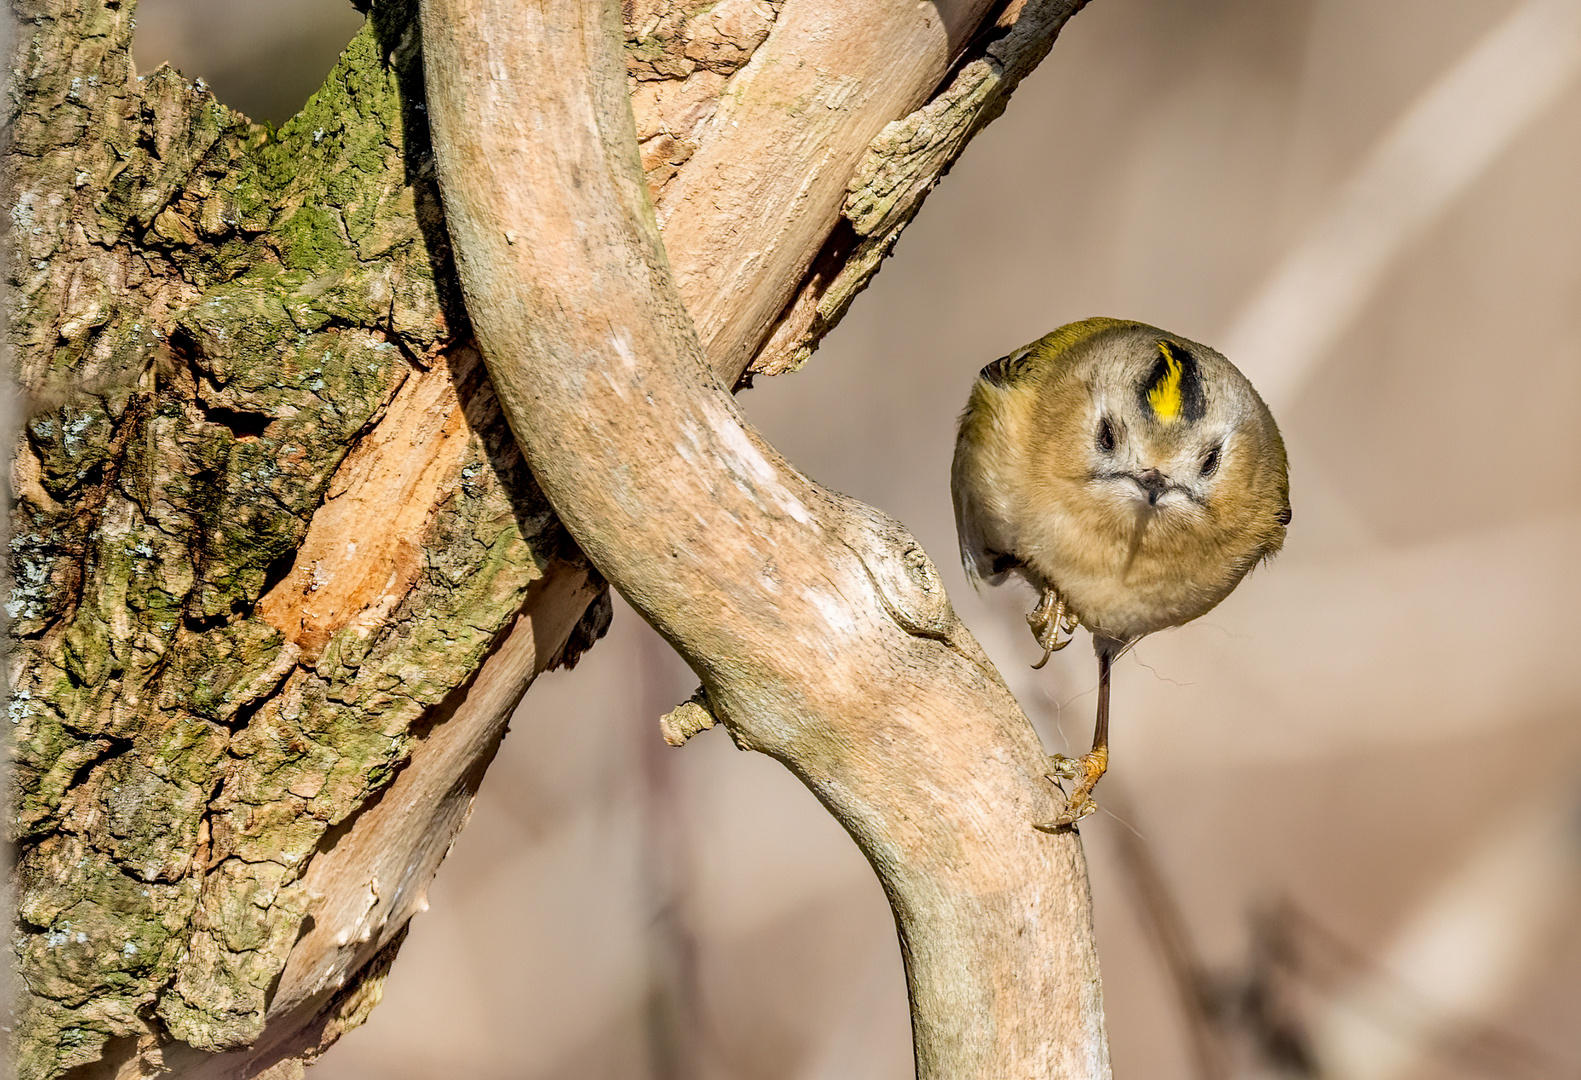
952;317;1290;825
953;317;1288;646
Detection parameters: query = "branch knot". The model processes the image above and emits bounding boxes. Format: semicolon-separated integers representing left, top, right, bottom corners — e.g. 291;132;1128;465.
834;498;954;641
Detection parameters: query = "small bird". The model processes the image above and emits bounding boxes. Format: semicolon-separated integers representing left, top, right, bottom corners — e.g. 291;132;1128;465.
951;318;1290;827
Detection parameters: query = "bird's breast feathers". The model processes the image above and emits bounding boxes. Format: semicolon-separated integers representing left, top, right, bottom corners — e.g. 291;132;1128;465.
1014;488;1256;640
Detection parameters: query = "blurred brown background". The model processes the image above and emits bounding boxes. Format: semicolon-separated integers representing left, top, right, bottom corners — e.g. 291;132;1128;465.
134;1;1581;1077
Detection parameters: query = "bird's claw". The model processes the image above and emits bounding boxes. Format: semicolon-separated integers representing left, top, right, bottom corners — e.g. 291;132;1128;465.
1026;594;1109;830
1045;754;1083;780
1036;793;1098;830
1027;591;1079;669
1035;748;1110;831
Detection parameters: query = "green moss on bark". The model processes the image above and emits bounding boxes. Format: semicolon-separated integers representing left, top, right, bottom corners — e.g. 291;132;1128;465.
6;1;601;1076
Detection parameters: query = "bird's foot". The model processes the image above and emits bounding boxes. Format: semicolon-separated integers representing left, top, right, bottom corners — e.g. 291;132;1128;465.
1036;746;1110;830
1027;591;1079;669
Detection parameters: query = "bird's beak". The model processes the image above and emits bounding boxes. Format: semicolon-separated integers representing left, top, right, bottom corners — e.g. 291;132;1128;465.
1134;468;1168;506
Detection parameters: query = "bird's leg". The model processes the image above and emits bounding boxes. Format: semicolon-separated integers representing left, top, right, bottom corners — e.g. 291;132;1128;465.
1038;645;1113;829
1027;589;1079;669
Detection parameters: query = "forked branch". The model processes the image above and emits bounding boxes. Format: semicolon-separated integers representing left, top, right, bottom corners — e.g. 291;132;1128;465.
418;1;1110;1074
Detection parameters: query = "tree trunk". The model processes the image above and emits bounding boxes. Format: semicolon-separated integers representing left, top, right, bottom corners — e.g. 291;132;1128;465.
6;0;1100;1077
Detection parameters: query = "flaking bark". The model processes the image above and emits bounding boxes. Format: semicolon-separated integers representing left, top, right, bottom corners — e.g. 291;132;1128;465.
6;0;1094;1076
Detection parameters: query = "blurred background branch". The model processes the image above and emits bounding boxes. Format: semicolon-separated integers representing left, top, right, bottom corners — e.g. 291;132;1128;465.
1223;0;1581;408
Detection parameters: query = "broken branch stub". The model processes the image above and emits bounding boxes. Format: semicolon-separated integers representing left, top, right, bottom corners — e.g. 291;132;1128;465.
419;1;1110;1075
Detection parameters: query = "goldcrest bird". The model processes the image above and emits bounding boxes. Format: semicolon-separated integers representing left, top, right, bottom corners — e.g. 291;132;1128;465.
952;317;1290;827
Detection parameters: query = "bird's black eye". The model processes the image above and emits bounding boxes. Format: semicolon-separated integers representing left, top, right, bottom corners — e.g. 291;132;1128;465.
1200;445;1221;477
1096;417;1116;454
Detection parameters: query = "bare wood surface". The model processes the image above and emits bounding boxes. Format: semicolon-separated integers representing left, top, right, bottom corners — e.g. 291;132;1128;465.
754;0;1087;375
652;0;994;375
6;0;1090;1074
249;2;1090;1061
258;4;1089;1052
252;2;1092;1063
419;1;1110;1075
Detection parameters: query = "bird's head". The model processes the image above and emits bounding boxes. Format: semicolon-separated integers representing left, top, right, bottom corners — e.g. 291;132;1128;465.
1075;326;1289;554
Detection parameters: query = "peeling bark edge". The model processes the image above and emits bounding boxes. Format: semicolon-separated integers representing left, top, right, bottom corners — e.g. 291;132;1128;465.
419;1;1111;1076
754;0;1089;376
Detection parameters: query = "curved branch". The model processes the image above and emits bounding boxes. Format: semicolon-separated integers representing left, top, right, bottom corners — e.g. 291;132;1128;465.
419;1;1110;1075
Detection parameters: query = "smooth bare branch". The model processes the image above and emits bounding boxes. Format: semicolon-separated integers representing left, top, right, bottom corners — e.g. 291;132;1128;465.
419;1;1111;1075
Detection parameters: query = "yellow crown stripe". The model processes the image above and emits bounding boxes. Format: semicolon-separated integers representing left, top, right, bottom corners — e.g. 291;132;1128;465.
1147;341;1185;423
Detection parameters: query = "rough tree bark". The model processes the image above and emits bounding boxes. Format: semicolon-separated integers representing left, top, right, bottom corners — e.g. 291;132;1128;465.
6;0;1100;1077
